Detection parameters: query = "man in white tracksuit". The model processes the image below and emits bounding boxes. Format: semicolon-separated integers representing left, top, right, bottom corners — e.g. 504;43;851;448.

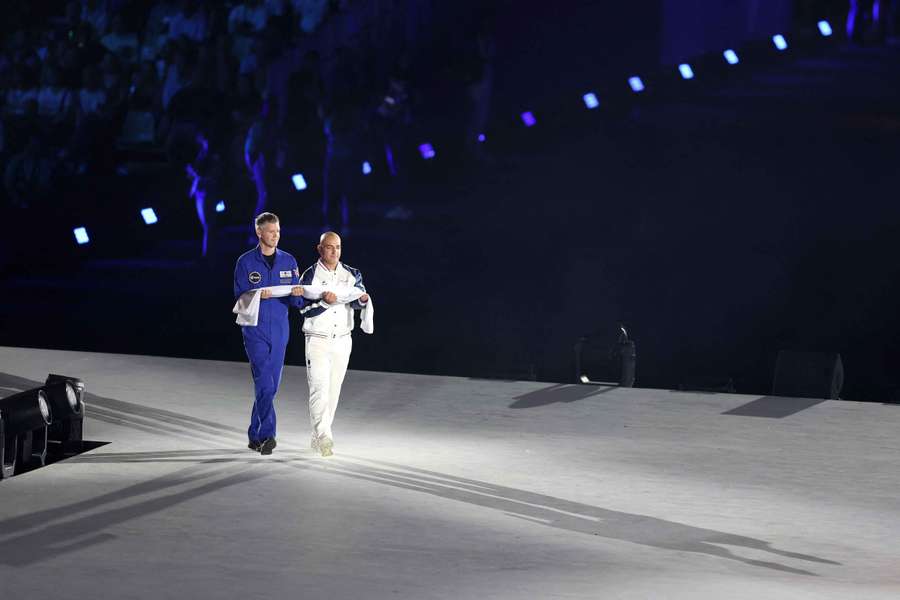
298;231;369;456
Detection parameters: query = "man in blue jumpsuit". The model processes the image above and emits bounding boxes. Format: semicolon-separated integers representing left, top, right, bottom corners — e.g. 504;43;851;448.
233;212;304;455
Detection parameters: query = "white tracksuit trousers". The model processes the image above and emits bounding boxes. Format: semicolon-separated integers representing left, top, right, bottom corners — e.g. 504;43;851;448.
305;334;352;442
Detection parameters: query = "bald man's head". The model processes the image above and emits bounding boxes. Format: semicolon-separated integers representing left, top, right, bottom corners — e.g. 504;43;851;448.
317;231;342;268
319;231;340;245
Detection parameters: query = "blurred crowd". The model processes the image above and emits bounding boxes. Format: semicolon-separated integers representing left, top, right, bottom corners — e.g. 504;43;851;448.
1;0;496;248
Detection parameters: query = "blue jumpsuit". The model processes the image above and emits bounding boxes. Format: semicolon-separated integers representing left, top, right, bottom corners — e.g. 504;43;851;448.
233;246;303;444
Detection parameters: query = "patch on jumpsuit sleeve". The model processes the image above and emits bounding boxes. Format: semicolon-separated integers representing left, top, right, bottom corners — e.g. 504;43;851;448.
249;271;261;284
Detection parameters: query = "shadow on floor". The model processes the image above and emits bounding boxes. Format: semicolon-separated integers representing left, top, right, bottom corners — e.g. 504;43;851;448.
0;442;841;576
509;384;617;409
722;395;827;418
0;372;841;575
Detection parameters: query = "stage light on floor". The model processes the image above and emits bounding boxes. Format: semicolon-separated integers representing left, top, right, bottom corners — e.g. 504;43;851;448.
0;412;14;479
773;34;788;50
573;324;636;388
44;375;85;454
0;388;52;471
678;63;695;80
43;381;80;417
362;161;372;175
0;389;51;435
418;143;435;160
520;111;536;127
818;20;833;36
291;173;307;191
583;92;599;109
73;227;90;245
215;201;225;213
628;76;645;93
141;208;158;225
723;49;740;65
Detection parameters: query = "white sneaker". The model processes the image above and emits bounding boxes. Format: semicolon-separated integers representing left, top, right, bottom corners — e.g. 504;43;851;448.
318;437;334;457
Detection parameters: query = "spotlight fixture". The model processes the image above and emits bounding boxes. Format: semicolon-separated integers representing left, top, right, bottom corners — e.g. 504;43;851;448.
0;389;52;436
678;64;695;80
0;388;52;472
772;34;788;51
818;20;833;37
520;111;537;127
44;374;85;455
583;93;599;109
628;76;645;93
0;411;15;479
574;324;636;388
723;49;740;65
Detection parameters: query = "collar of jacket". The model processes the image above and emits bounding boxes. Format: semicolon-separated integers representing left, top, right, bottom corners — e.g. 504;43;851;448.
317;259;343;273
255;245;282;266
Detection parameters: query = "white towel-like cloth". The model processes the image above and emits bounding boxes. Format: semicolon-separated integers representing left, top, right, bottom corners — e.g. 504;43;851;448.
300;284;362;304
233;284;374;333
359;297;374;334
302;284;374;334
232;285;296;326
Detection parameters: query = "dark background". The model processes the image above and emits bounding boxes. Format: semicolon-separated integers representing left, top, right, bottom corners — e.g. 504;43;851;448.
2;0;899;402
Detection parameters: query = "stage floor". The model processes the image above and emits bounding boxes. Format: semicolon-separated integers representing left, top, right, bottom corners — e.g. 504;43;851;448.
0;347;897;599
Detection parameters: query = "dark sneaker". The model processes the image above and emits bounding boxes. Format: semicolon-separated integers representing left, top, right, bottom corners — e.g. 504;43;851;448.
248;440;261;451
259;437;277;455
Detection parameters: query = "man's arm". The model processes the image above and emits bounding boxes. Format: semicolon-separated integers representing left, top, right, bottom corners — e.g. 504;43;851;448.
286;258;305;309
233;256;251;300
298;266;330;319
349;268;368;310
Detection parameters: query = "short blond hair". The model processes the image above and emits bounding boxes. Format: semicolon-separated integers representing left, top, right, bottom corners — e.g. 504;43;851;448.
255;212;279;228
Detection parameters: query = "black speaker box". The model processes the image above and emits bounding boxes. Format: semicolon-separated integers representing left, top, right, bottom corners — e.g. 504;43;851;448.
772;350;843;400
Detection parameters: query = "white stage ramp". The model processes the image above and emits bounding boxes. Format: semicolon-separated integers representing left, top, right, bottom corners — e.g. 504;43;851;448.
0;347;898;599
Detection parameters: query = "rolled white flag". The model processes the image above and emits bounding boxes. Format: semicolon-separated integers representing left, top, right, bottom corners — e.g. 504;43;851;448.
233;284;373;332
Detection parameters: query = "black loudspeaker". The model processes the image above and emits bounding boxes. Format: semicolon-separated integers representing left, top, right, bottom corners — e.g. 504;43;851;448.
772;351;844;400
